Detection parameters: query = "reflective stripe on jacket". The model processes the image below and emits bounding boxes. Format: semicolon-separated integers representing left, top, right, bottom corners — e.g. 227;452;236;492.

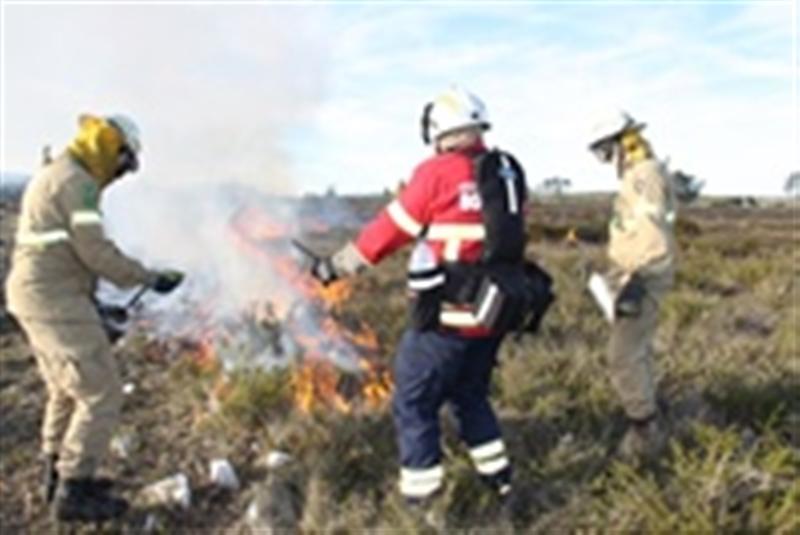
354;143;489;265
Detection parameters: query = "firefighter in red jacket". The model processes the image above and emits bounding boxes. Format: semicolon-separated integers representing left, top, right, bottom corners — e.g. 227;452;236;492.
311;87;521;517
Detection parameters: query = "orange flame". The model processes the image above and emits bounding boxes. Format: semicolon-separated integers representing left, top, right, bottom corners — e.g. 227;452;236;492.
359;358;393;410
174;203;395;415
292;360;352;414
192;337;219;374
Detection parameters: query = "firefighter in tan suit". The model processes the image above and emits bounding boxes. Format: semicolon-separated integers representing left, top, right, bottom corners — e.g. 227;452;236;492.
588;111;677;460
5;114;183;522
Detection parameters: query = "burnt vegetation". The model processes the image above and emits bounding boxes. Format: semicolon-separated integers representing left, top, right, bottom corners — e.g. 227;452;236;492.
0;195;797;533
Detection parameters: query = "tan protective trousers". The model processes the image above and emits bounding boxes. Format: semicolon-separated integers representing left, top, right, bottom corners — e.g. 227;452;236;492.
607;293;660;421
19;320;123;479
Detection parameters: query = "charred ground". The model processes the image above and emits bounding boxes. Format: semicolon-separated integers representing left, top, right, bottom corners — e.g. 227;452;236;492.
0;195;797;533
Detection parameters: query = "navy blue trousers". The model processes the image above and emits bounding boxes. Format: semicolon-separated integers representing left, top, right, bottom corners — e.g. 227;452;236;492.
392;328;505;475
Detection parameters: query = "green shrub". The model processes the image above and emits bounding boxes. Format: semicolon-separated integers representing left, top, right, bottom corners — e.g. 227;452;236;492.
218;369;292;428
591;424;798;533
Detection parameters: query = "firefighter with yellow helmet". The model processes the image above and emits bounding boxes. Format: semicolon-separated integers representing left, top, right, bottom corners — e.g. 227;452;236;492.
588;111;677;460
5;113;184;522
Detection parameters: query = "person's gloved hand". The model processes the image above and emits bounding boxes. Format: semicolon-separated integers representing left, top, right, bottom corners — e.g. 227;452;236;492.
615;273;647;318
152;270;185;294
310;257;338;287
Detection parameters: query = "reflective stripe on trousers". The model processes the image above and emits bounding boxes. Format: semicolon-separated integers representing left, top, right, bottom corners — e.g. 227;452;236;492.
392;329;506;499
399;465;444;498
469;438;510;476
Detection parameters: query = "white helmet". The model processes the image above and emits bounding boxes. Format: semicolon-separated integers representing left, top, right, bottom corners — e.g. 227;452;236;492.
588;110;645;149
421;86;490;144
107;114;142;154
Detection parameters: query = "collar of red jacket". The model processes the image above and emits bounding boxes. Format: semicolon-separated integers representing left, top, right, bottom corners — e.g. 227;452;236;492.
448;139;487;157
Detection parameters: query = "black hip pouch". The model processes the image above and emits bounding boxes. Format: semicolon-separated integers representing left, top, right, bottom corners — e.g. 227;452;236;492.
409;287;443;331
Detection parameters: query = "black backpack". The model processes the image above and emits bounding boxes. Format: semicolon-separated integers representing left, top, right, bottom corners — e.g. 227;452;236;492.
470;149;554;334
474;150;528;264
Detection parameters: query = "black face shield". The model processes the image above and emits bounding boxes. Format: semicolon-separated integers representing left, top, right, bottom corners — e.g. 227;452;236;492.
589;137;617;164
113;145;139;178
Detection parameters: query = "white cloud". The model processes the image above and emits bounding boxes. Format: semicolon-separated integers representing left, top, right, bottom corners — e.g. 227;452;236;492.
2;3;331;193
292;2;796;196
2;2;795;197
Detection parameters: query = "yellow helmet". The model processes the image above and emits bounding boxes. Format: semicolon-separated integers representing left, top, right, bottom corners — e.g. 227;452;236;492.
588;110;646;163
68;113;142;184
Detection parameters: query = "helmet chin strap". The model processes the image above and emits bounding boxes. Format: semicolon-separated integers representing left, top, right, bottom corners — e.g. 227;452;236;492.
615;144;625;179
420;102;434;145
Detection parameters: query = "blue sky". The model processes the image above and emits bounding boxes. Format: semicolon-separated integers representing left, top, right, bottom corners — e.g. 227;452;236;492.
1;0;797;195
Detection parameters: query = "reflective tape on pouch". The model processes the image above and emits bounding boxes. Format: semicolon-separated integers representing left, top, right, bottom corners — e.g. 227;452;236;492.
440;308;481;328
15;229;70;247
475;283;500;324
438;282;501;328
408;272;446;291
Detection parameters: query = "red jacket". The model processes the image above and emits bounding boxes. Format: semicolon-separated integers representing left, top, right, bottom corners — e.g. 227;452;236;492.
355;142;508;334
356;142;488;265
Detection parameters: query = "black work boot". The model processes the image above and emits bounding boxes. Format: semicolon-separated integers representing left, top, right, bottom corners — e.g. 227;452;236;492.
494;481;521;529
479;468;518;529
41;453;59;504
52;478;128;522
619;413;669;463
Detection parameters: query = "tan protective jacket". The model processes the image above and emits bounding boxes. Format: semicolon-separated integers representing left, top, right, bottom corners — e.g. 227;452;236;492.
6;154;154;321
607;158;677;294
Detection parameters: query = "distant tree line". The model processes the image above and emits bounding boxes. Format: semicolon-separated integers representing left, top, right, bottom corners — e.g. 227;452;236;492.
536;177;572;197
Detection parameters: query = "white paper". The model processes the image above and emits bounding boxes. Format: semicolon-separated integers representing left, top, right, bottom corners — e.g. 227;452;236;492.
142;473;192;509
209;459;240;490
265;450;292;469
588;272;615;322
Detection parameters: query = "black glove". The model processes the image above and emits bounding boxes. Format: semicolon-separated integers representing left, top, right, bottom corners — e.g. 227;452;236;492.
615;274;647;318
310;257;338;287
152;270;184;294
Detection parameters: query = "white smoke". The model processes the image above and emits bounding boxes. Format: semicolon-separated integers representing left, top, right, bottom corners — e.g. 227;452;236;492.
71;6;369;370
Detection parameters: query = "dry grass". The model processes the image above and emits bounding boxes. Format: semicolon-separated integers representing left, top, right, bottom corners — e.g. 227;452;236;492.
0;197;797;533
